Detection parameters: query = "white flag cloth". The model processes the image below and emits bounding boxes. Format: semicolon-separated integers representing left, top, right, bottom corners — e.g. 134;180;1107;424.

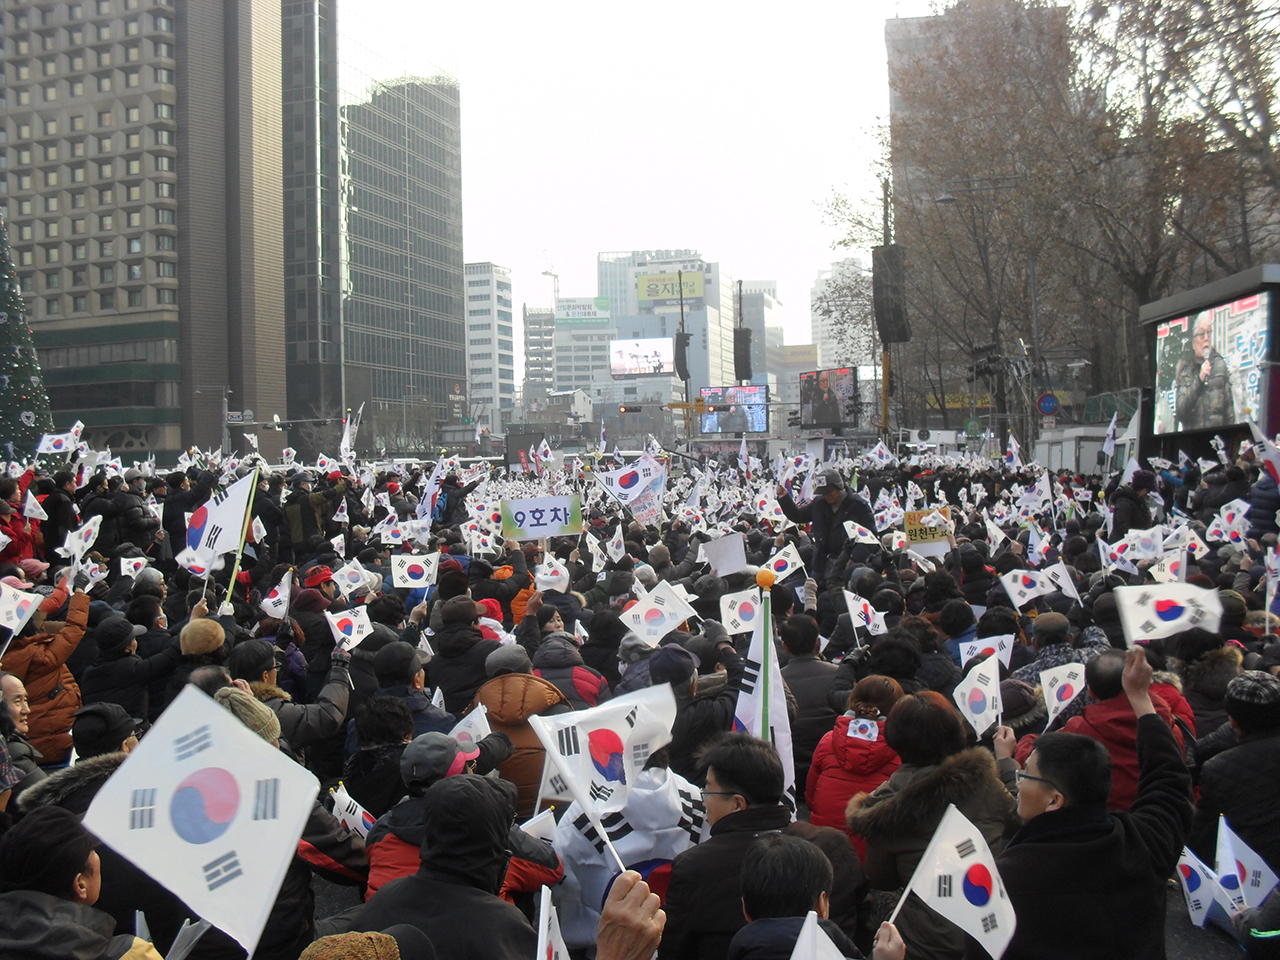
36;430;79;454
952;654;1003;736
1177;846;1234;928
22;490;47;521
1113;583;1223;645
120;556;149;579
606;523;626;562
1150;550;1186;584
1102;412;1119;456
529;685;677;817
958;635;1014;669
787;911;847;960
984;516;1008;549
185;473;255;558
1216;815;1279;910
621;580;697;645
734;591;797;813
843;521;880;545
249;515;268;545
905;804;1016;958
332;559;369;598
843;590;888;637
330;781;376;839
764;543;806;580
449;703;492;745
325;607;375;651
719;587;763;634
57;514;102;559
998;569;1056;608
535;556;571;593
391;553;440;589
329;533;347;558
598;457;664;505
536;886;569;960
333;498;349;523
1041;560;1080;602
1040;662;1086;728
82;686;319;958
0;581;42;641
259;571;292;620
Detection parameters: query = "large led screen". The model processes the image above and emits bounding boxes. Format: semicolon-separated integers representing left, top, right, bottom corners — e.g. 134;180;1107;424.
610;338;675;378
1153;290;1270;434
700;385;768;433
799;367;858;428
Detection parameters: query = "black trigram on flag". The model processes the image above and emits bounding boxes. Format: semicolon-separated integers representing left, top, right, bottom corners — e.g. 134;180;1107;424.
574;811;633;853
740;658;761;695
1251;869;1265;888
174;725;212;761
676;788;706;843
558;726;581;757
981;913;999;933
130;788;156;829
589;781;615;803
199;524;225;551
547;773;569;796
203;851;243;890
624;707;638;729
937;874;953;897
254;778;279;820
955;838;976;858
976;673;990;687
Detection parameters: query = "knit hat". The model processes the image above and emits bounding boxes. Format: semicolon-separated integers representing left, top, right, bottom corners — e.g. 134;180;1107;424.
814;469;844;492
299;932;401;960
1219;590;1248;627
1223;671;1280;731
441;596;483;625
485;644;532;677
95;616;146;657
0;806;98;897
400;732;480;787
1032;612;1071;643
648;644;699;687
72;702;140;758
180;618;225;655
477;598;503;622
214;686;282;743
304;566;334;588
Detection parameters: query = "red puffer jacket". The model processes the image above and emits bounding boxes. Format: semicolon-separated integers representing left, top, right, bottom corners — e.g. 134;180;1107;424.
805;714;900;858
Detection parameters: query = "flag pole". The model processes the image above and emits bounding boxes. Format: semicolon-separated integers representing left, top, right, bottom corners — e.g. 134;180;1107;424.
887;884;911;924
221;467;260;603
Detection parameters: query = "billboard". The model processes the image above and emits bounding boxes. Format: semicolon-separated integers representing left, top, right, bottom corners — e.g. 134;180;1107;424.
446;380;467;424
610;338;675;378
1153;290;1270;434
637;272;704;307
700;385;768;433
799;367;858;428
555;297;611;323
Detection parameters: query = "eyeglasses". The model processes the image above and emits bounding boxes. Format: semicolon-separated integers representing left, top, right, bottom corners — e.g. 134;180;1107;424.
1193;332;1211;340
699;788;740;802
1015;770;1061;791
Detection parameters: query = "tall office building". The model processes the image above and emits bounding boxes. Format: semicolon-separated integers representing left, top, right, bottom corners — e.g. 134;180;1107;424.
810;257;865;368
463;261;514;429
341;72;465;447
597;248;696;321
739;280;785;385
8;0;286;459
522;303;554;401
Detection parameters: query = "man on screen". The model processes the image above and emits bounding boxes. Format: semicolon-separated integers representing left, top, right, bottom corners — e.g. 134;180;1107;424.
1175;314;1235;428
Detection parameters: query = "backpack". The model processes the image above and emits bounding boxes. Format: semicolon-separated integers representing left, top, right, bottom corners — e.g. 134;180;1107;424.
430;490;449;524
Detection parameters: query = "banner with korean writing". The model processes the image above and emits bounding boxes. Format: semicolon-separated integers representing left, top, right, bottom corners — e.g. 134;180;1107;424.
501;495;585;540
904;505;952;557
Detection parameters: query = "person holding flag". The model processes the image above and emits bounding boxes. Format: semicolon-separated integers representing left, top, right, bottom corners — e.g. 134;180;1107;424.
993;647;1194;959
776;469;875;584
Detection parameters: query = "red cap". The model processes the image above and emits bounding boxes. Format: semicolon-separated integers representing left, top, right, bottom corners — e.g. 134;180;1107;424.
236;571;253;585
328;470;342;481
478;598;502;621
387;481;400;494
304;566;333;588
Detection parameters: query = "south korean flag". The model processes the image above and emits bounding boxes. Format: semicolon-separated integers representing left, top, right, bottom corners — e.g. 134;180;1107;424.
763;543;805;581
391;553;440;589
719;587;761;634
622;581;697;645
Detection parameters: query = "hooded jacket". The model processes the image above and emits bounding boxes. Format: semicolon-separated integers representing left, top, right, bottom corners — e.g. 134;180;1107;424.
427;621;501;715
0;890;163;960
847;748;1020;960
470;672;571;817
352;776;537;960
532;633;612;708
1108;485;1151;542
726;916;862;960
777;488;875;583
251;664;350;751
0;592;90;763
806;715;900;857
1062;692;1185;811
80;639;182;720
1180;645;1243;737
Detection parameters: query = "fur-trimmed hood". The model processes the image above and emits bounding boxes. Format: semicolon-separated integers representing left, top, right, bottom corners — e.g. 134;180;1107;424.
16;751;127;814
1180;645;1243;689
251;680;293;703
1151;670;1183;693
846;747;1003;838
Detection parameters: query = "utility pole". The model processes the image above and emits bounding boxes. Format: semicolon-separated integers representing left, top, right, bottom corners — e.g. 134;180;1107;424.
881;178;892;437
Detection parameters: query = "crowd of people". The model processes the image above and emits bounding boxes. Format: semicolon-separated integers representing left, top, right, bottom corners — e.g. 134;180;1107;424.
0;445;1277;960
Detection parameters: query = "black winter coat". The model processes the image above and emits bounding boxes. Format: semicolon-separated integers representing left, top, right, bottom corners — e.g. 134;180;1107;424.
779;654;839;789
660;804;794;960
1248;472;1280;539
997;714;1193;960
668;648;745;781
778;488;875;583
112;488;160;550
426;621;500;715
80;641;182;719
1109;485;1151;542
1190;727;1280;874
38;487;78;561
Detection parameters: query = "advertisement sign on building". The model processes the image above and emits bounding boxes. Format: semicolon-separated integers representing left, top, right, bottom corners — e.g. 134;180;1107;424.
555;297;611;323
637;272;704;307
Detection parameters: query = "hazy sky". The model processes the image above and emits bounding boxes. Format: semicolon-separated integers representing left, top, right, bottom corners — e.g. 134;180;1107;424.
342;0;937;368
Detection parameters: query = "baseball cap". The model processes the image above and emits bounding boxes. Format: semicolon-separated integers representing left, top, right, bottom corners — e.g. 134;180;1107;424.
303;566;333;588
400;732;480;786
124;468;143;482
814;469;844;492
648;644;700;687
1032;612;1070;641
374;641;426;687
72;702;141;758
440;596;483;625
95;616;147;656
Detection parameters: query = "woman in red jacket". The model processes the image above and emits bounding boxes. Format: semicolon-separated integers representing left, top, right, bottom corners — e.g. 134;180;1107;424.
806;675;904;858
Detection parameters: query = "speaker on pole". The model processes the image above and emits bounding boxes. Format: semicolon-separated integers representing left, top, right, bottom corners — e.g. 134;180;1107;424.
674;331;692;382
872;244;912;344
734;327;753;382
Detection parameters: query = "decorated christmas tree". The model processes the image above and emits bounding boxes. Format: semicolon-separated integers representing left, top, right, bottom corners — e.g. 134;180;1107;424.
0;218;54;459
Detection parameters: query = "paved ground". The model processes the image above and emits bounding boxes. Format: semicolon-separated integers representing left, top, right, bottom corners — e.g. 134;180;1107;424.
314;877;1244;957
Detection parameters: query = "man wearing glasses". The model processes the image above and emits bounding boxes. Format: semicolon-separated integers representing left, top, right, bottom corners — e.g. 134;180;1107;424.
1175;314;1236;429
992;648;1193;959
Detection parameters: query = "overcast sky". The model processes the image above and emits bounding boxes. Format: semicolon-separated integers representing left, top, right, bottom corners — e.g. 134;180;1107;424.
342;0;937;370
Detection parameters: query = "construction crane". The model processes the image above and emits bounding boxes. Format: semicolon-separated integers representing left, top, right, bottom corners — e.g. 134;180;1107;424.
542;252;559;304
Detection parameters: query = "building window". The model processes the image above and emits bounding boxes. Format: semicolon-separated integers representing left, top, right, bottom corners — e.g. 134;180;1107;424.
71;81;85;96
97;162;112;178
125;71;140;87
16;91;31;107
156;208;174;224
43;85;57;101
126;45;139;61
99;136;113;152
154;14;174;31
20;252;33;266
155;181;174;197
45;298;60;315
155;41;173;58
99;187;113;204
72;295;87;312
127;211;141;227
43;120;57;136
467;278;490;287
127;237;142;253
98;241;113;258
72;269;86;286
18;225;34;241
127;185;141;201
44;196;58;212
45;222;59;238
45;171;58;187
126;19;140;35
156;260;175;277
154;156;173;172
467;309;490;317
99;292;114;309
155;67;173;84
72;115;85;131
155;103;173;119
44;272;60;289
97;76;111;93
100;266;114;283
127;290;142;306
72;141;86;157
127;263;142;280
126;106;140;123
467;293;490;302
45;247;60;263
72;244;87;260
469;337;492;346
99;215;113;231
155;129;173;145
127;159;141;175
156;234;175;251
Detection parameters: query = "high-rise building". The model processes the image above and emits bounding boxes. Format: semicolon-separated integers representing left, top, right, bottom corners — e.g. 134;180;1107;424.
553;300;615;395
11;0;286;459
597;249;696;321
341;73;465;449
739;281;785;385
810;258;865;368
522;303;554;401
463;261;514;429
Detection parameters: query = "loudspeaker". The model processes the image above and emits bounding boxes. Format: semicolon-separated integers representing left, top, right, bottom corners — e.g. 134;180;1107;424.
734;327;753;382
872;244;912;344
674;331;692;381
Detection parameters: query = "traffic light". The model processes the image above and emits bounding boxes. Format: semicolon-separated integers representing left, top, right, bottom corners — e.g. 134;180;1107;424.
619;405;642;413
787;411;802;427
705;404;719;413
